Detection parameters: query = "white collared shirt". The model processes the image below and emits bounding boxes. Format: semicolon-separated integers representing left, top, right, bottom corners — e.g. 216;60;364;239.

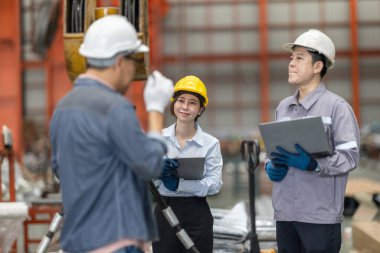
155;123;223;197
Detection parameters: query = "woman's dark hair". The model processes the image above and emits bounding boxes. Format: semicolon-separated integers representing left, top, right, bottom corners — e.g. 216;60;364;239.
170;91;205;122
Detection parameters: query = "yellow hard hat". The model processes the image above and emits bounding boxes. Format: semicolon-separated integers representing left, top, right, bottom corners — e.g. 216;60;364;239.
172;75;208;106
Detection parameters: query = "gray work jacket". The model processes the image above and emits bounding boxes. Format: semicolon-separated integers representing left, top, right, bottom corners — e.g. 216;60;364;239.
50;77;166;252
268;83;360;224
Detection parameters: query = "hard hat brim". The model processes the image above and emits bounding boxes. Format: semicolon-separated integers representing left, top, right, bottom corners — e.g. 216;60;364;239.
282;42;301;53
283;42;319;54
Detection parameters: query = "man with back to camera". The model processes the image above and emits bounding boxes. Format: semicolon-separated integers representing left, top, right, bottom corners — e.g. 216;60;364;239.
49;15;174;253
264;29;360;253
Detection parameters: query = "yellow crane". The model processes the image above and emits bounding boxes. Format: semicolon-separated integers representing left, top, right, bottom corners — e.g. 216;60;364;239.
63;0;149;82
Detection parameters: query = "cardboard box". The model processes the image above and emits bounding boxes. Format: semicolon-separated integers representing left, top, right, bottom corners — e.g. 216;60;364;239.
346;178;380;198
352;221;380;253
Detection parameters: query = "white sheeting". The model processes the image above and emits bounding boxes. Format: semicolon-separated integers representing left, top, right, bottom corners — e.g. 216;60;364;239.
0;202;28;253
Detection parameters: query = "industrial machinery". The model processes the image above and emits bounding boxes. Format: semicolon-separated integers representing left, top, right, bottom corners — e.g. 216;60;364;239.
63;0;149;82
241;140;261;253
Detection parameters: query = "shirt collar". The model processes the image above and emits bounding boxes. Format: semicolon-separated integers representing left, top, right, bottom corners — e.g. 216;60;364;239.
75;74;117;94
290;83;327;110
164;123;204;146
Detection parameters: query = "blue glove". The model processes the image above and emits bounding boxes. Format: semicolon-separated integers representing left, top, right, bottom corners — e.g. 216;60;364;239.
161;158;179;176
271;144;318;171
161;158;179;191
162;174;179;191
265;161;288;182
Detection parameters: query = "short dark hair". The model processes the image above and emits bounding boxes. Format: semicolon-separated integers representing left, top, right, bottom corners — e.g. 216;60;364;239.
308;50;328;78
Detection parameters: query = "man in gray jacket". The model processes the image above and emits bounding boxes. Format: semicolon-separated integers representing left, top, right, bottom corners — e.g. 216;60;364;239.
264;29;360;253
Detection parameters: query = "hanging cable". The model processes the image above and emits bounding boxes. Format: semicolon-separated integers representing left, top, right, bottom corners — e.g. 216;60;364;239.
123;0;139;31
32;0;60;56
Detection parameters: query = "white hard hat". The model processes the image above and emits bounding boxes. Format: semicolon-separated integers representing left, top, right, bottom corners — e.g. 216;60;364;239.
79;15;148;67
282;29;335;69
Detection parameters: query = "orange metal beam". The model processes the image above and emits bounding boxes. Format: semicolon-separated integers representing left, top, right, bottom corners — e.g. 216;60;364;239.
258;0;270;122
349;0;361;125
45;1;72;123
131;0;168;131
125;0;168;131
149;0;168;71
204;0;216;128
232;0;243;127
162;49;380;64
0;0;23;157
164;20;380;33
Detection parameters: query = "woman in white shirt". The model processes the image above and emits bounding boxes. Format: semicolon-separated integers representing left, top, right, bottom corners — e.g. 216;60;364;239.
152;75;223;253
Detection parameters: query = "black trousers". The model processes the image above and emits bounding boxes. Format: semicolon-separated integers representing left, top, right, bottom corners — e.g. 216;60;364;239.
152;196;213;253
276;221;341;253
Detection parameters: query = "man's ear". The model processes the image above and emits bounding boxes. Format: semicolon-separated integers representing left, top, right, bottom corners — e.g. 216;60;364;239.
313;61;324;74
115;56;124;68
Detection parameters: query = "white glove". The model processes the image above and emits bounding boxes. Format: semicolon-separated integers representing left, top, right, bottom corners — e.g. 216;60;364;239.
144;70;174;113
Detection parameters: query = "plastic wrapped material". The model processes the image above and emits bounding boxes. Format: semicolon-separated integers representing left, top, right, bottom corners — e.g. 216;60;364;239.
0;202;28;253
212;202;249;252
212;201;277;253
1;158;44;201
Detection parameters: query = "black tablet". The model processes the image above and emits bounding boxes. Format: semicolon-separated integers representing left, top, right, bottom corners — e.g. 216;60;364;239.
177;157;206;180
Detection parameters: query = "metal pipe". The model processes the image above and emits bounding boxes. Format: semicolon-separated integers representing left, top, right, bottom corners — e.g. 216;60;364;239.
35;208;64;253
241;140;261;253
258;0;270;123
349;0;361;125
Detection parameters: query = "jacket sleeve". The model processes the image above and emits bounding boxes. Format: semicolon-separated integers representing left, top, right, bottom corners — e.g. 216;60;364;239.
107;102;166;180
49;113;60;179
316;101;360;176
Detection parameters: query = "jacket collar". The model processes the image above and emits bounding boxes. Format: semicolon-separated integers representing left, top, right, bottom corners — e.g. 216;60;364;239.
75;74;117;94
290;83;327;110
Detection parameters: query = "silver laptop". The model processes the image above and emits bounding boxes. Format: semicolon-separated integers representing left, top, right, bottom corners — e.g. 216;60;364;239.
177;157;205;180
259;116;333;159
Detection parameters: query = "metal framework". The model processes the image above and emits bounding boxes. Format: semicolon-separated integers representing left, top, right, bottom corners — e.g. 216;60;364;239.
2;0;378;154
0;1;22;157
158;0;380;133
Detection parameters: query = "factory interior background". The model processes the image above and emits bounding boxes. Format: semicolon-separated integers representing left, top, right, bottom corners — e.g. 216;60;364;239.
1;0;380;252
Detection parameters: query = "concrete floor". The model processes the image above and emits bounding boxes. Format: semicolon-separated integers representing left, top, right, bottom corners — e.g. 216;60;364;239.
13;158;380;253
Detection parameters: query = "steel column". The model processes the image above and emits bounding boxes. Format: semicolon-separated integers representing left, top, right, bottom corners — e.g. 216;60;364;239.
349;0;361;125
0;0;23;157
45;0;72;123
258;0;270;122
